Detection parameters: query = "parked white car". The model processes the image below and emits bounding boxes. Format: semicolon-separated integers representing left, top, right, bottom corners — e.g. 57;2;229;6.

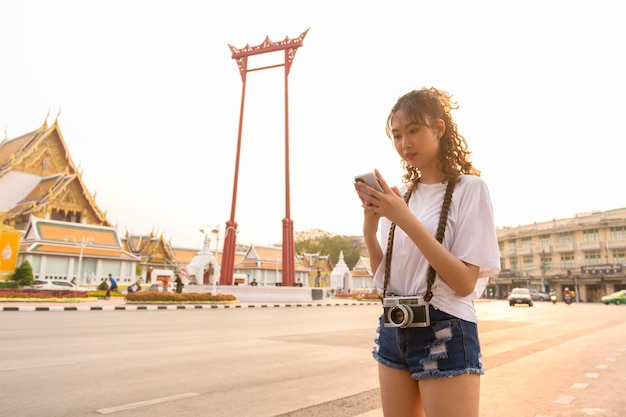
30;280;86;291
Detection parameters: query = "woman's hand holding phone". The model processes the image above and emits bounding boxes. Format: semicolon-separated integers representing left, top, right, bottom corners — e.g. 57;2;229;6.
354;172;383;193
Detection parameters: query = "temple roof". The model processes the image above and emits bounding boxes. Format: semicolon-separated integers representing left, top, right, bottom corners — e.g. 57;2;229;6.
237;244;309;272
351;256;373;277
0;119;109;226
20;216;139;261
297;252;333;271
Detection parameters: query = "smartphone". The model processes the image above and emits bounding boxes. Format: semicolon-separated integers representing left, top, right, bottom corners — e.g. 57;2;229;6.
354;172;383;192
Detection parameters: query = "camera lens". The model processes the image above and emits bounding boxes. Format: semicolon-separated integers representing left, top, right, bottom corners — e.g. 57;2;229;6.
389;305;413;327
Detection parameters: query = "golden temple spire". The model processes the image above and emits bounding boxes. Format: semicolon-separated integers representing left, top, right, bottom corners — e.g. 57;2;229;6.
43;107;50;127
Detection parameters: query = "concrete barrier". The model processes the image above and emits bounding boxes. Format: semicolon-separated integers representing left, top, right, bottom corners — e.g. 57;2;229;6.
187;285;316;302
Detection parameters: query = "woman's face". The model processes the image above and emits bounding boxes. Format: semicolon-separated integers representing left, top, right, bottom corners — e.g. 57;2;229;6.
390;110;443;175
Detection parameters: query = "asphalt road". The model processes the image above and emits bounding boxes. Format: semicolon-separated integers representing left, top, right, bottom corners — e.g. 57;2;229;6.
0;300;625;417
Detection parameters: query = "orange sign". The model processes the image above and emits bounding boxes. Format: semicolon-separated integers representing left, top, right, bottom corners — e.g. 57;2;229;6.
0;230;21;274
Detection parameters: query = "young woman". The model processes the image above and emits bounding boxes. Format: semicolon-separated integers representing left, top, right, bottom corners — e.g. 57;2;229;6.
355;87;500;417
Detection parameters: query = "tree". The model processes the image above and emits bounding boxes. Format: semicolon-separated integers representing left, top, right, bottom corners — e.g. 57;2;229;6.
12;260;34;287
295;229;362;269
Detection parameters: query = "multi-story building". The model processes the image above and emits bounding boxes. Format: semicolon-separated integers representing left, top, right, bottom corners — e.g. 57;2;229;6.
493;208;626;302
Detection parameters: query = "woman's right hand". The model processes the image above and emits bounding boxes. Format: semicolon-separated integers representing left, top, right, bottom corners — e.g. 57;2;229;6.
354;180;382;232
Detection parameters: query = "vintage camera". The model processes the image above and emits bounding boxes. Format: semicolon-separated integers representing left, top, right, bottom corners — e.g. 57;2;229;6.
383;296;430;328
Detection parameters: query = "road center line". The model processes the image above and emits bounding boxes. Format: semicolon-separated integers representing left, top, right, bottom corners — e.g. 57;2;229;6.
96;392;201;414
0;362;75;371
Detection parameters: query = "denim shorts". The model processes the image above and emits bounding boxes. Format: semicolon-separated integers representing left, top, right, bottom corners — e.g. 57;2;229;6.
373;304;483;380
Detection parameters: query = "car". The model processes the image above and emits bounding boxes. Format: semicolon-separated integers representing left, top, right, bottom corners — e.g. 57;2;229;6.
508;288;534;307
147;283;166;292
601;289;626;305
529;289;551;301
30;280;85;291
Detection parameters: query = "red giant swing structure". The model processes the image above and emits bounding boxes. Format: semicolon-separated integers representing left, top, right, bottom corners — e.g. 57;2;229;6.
219;29;309;287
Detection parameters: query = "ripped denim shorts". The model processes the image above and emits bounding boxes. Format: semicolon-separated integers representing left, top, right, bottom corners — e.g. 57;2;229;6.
372;304;483;379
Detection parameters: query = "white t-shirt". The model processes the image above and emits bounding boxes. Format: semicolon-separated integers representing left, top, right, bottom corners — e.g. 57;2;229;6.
374;175;501;323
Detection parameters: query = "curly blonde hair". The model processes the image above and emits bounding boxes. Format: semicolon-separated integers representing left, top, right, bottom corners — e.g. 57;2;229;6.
385;87;479;190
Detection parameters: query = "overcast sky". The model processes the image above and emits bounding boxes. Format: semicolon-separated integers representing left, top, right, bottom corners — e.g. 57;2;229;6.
1;1;625;249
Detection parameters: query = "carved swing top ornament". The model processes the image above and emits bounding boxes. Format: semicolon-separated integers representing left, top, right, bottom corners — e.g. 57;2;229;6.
228;29;309;79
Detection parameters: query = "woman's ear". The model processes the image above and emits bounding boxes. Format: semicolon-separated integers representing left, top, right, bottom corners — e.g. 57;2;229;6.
436;119;446;138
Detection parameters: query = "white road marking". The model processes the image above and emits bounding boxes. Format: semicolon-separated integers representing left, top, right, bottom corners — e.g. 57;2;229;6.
571;383;589;389
553;395;576;405
584;372;601;378
594;364;608;369
581;408;606;415
96;392;200;414
0;362;75;371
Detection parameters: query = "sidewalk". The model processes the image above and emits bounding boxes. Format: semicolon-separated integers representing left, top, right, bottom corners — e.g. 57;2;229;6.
0;297;379;312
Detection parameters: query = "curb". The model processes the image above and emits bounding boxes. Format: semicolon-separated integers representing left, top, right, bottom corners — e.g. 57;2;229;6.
0;301;380;312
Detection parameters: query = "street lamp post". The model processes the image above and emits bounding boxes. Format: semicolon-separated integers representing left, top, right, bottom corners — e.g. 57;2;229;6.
541;250;546;293
211;225;220;260
65;235;94;286
211;225;220;295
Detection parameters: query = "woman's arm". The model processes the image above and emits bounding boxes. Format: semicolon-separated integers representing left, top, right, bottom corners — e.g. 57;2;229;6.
355;182;383;274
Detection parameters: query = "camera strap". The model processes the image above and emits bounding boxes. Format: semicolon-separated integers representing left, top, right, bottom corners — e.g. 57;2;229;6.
382;177;456;301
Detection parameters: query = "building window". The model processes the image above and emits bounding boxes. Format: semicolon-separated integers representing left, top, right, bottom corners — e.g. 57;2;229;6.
541;256;552;271
582;229;599;243
509;240;517;250
523;257;533;271
614;252;626;265
558;232;573;244
610;227;626;240
584;253;602;266
521;237;532;247
510;260;518;272
539;234;550;247
561;255;575;270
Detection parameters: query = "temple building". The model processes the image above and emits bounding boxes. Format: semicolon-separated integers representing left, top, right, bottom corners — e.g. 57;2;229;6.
0;118;196;286
235;244;309;286
297;251;333;287
350;256;374;290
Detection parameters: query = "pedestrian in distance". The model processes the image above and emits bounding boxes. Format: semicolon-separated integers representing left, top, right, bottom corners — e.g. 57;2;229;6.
105;273;118;299
174;273;184;294
354;87;501;417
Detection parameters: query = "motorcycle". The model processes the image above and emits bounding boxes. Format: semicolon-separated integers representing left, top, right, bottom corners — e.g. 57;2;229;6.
550;294;557;304
564;293;572;305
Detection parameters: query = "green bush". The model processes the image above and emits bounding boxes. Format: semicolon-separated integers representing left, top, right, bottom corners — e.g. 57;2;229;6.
97;280;108;291
12;261;34;287
125;292;236;303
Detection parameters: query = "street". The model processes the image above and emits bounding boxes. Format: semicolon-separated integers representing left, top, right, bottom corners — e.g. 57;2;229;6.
0;300;625;417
